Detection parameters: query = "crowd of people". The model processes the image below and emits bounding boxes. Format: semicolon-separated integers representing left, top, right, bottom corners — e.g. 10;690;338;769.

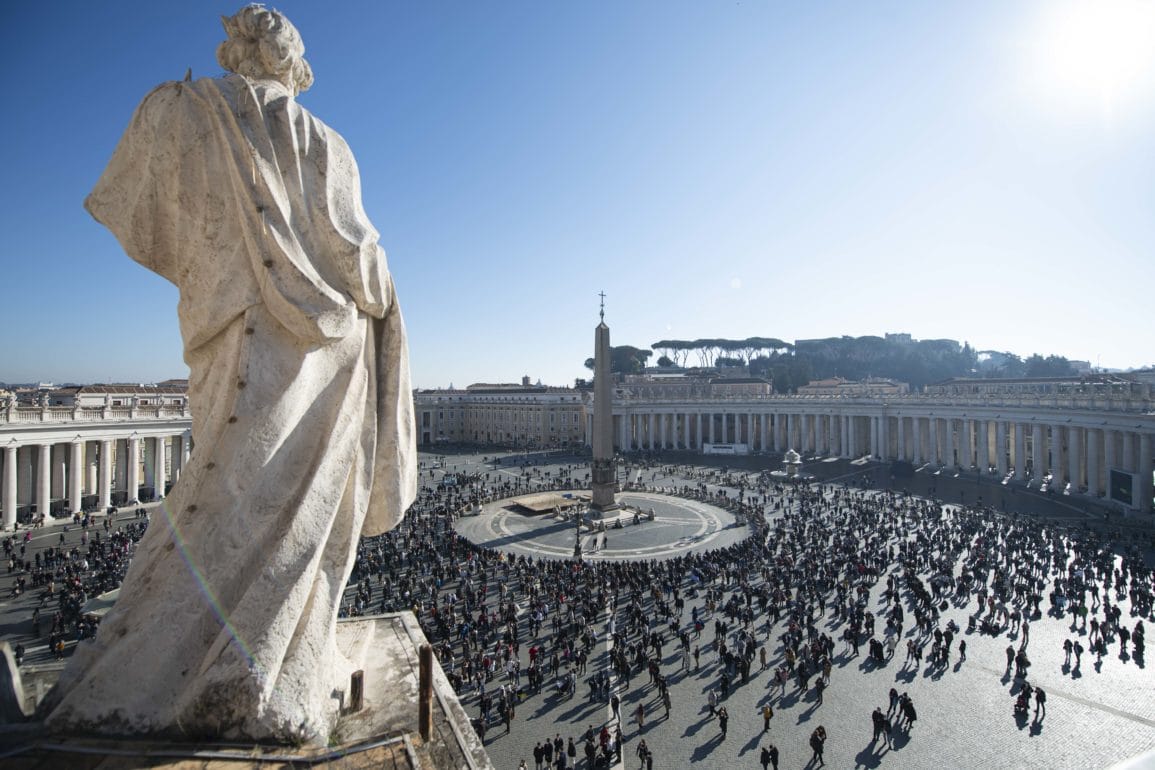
337;452;1155;767
3;508;150;665
2;449;1153;767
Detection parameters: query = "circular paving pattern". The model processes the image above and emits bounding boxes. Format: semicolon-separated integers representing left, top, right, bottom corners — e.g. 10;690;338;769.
453;490;748;561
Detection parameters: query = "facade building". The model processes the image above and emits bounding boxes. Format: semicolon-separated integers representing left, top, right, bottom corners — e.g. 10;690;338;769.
7;371;1153;523
1;384;193;526
414;378;585;448
587;373;1155;514
1125;369;1155;386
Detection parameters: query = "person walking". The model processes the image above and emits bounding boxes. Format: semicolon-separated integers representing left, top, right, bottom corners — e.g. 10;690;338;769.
872;706;887;744
809;725;826;765
761;742;780;770
634;701;645;731
718;706;729;738
762;702;774;731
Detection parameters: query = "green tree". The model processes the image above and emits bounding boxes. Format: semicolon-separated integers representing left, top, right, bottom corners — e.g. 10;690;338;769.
1024;354;1077;377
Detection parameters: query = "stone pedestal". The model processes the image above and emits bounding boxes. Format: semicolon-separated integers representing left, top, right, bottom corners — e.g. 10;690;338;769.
590;457;619;513
0;613;491;770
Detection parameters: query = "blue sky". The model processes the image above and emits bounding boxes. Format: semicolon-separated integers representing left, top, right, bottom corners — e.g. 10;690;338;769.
1;1;1152;388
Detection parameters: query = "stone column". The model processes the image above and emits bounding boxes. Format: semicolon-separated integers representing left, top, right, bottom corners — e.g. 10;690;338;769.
1031;424;1044;482
847;416;856;458
112;438;126;497
1086;429;1101;497
69;440;84;514
155;436;168;497
1104;429;1117;486
927;418;939;465
880;416;890;461
16;446;32;507
127;436;141;502
144;436;157;490
786;414;795;450
1139;434;1153;513
37;443;52;516
977;421;990;474
1122;431;1135;472
1051;425;1064;489
912;417;923;464
51;445;67;500
99;440;113;510
1013;424;1026;480
3;444;17;529
87;441;99;494
961;420;974;470
1068;427;1083;492
995;422;1008;476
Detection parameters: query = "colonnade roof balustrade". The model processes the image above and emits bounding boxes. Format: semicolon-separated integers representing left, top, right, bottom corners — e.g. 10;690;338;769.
609;391;1154;414
1;404;192;425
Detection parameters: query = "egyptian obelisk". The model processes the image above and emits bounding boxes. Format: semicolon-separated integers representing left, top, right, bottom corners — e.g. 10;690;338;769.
590;293;618;512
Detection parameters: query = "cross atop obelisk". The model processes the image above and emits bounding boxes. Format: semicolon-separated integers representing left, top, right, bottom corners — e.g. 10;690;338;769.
598;290;605;322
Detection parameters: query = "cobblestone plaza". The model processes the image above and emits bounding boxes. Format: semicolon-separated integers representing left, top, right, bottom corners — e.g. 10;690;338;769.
3;450;1154;769
443;453;1155;770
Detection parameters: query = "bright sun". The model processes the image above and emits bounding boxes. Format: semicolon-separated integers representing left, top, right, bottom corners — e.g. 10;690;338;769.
1027;0;1155;115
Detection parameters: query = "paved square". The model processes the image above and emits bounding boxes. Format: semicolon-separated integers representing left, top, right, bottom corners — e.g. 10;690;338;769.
418;453;1155;769
3;449;1153;770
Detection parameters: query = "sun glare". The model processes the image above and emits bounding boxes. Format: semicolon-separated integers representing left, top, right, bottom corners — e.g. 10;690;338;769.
1027;0;1155;116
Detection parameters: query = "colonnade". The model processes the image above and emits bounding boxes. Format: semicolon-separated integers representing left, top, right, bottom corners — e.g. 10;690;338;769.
0;430;192;528
588;405;1154;513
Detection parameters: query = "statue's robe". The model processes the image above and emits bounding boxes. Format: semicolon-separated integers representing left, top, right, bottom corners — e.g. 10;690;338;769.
44;73;417;743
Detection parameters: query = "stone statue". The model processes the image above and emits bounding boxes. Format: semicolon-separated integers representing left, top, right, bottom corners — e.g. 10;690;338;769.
43;5;417;744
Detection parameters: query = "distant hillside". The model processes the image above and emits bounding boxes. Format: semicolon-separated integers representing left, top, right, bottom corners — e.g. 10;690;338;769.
583;334;1080;392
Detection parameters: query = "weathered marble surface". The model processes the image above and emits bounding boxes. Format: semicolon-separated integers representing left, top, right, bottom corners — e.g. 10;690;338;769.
43;6;416;744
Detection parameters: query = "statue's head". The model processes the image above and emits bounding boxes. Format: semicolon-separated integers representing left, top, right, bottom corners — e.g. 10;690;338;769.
217;4;313;95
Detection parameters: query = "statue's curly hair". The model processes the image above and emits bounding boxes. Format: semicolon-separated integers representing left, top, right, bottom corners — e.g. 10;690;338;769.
217;4;313;95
